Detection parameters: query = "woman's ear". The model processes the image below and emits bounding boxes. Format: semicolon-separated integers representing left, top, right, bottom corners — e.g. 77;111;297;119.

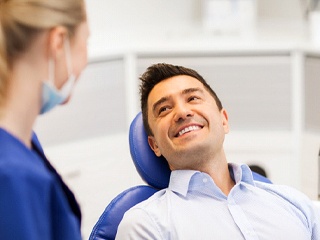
148;136;162;157
47;26;68;59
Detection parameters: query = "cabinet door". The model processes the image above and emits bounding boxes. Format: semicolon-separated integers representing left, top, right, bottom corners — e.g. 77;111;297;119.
301;55;320;199
137;55;292;131
305;55;320;133
34;59;127;146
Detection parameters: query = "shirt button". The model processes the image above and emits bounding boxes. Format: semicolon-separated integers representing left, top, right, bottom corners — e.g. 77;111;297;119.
203;178;208;183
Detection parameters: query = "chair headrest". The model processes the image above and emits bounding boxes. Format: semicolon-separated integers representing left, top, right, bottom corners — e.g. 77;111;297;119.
129;112;272;189
129;112;171;189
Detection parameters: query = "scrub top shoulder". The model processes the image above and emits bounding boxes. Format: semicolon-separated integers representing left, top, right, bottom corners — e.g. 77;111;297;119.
0;128;82;240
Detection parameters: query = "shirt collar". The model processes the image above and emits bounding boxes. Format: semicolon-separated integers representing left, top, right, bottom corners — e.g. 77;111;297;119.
168;163;255;197
229;163;255;185
168;170;197;196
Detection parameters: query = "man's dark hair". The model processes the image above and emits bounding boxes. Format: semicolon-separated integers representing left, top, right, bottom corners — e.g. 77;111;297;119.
139;63;223;136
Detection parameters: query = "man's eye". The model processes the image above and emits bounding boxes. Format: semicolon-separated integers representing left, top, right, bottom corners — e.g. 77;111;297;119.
159;106;170;114
189;96;200;101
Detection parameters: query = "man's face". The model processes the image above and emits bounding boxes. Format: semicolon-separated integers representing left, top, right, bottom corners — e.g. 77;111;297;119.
147;75;229;170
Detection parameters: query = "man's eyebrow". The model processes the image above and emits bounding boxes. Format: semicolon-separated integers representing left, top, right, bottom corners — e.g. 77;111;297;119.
182;87;204;95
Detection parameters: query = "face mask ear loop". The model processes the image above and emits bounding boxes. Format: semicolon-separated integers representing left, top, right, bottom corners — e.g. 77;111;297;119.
64;38;73;77
48;57;55;87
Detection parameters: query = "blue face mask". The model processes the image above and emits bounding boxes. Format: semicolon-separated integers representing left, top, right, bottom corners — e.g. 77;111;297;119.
40;39;76;114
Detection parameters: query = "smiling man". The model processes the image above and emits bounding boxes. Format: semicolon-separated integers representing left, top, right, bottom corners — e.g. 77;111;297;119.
115;63;320;240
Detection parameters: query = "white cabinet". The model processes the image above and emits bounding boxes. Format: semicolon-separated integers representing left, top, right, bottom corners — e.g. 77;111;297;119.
34;58;127;146
34;58;140;239
305;54;320;133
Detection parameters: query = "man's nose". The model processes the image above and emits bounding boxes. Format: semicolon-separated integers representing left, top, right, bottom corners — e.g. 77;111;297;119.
173;102;193;122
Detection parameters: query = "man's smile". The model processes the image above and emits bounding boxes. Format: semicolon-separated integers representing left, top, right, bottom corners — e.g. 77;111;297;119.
175;124;203;137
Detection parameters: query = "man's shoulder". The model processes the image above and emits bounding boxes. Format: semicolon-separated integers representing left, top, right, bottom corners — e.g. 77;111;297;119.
254;181;318;219
120;188;173;221
132;188;169;210
254;181;309;200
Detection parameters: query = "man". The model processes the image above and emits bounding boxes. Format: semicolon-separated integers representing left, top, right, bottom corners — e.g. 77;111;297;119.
116;63;320;239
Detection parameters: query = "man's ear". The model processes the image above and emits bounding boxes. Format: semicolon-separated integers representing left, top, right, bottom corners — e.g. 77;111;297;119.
47;26;68;59
221;108;229;134
148;136;162;157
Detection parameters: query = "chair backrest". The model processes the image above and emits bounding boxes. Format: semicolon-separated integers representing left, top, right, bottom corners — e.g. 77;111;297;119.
89;112;272;240
89;185;157;240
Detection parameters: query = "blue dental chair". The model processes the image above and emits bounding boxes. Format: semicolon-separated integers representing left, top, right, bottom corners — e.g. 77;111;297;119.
89;112;272;240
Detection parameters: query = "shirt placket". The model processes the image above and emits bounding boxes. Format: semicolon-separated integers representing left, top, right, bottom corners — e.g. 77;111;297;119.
227;185;259;240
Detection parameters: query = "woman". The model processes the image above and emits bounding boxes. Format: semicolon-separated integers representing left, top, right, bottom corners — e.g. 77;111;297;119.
0;0;89;239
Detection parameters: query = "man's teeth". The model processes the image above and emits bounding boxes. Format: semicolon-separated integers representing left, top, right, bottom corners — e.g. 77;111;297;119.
178;126;201;136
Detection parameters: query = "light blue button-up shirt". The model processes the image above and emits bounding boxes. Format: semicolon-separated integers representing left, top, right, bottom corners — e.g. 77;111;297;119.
116;163;320;239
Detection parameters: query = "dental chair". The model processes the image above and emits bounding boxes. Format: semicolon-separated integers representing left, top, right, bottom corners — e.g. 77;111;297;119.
89;112;272;240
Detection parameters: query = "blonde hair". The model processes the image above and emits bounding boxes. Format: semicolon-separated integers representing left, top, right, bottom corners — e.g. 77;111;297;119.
0;0;86;105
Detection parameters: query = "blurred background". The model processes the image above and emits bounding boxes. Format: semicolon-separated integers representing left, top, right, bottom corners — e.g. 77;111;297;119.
33;0;320;238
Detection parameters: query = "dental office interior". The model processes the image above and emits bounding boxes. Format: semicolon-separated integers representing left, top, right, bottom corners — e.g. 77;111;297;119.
33;0;320;238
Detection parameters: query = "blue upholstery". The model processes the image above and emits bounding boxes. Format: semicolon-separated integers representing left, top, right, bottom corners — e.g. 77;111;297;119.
129;112;171;189
89;112;272;240
89;185;157;240
252;171;272;183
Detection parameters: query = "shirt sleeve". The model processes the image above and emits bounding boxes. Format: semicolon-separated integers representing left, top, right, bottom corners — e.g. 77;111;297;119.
116;207;163;240
310;201;320;240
